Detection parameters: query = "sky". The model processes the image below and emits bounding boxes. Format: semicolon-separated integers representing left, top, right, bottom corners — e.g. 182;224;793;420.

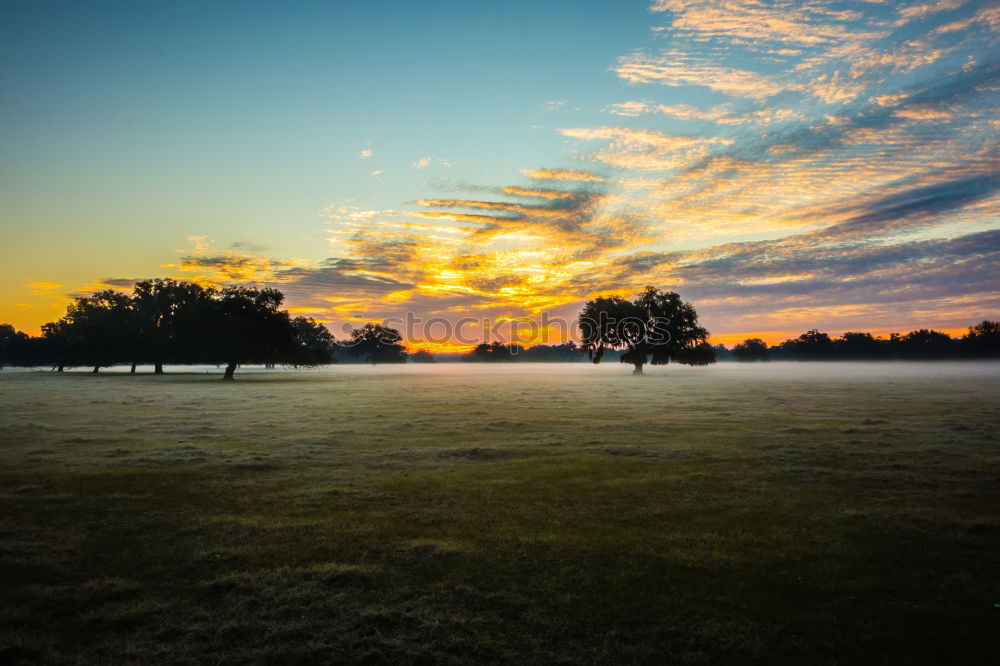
2;0;998;350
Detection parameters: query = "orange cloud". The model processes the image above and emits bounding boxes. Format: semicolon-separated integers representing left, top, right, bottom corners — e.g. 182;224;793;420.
519;168;605;182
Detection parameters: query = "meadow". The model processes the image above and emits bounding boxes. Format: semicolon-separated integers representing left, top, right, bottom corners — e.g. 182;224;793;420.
1;362;998;664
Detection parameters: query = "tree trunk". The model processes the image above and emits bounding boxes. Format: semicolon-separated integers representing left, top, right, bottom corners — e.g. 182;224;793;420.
92;365;100;374
57;364;64;373
632;363;644;375
130;362;137;374
154;363;164;375
222;362;237;381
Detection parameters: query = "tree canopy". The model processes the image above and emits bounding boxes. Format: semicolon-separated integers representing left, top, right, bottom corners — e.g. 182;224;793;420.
292;317;337;364
732;338;769;362
579;286;715;374
133;279;213;372
465;341;521;362
348;323;408;365
204;286;317;380
0;324;29;370
0;280;334;379
58;290;137;373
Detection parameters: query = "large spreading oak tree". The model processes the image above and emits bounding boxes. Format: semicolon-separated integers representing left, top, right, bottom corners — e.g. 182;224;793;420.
579;286;715;375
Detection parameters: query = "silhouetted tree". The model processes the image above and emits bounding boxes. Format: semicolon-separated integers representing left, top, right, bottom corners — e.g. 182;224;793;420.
291;317;336;364
0;324;15;369
579;286;715;375
775;329;835;360
466;341;517;362
519;341;582;362
461;341;584;362
204;286;312;380
58;290;137;373
834;332;882;360
348;323;408;365
899;329;954;359
39;320;72;371
410;349;437;363
961;320;1000;358
733;338;769;362
0;324;30;369
133;279;212;373
712;344;732;361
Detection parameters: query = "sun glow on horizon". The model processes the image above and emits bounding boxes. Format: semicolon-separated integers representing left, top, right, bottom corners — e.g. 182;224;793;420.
2;1;998;343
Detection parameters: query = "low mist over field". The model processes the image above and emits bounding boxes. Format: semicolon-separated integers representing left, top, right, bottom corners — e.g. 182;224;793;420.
2;363;999;663
3;0;1000;662
10;359;1000;381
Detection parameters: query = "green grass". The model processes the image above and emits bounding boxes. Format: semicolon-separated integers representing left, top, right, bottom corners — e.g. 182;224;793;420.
1;363;998;664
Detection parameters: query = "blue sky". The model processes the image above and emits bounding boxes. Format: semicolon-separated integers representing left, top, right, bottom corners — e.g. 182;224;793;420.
2;0;998;346
1;0;647;240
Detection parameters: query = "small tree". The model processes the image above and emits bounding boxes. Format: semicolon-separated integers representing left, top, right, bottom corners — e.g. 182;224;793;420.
38;320;71;371
348;323;408;365
579;286;715;375
961;320;1000;358
466;341;515;362
733;338;769;362
0;324;30;370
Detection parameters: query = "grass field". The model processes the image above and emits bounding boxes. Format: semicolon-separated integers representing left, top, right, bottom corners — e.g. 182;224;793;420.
1;362;998;664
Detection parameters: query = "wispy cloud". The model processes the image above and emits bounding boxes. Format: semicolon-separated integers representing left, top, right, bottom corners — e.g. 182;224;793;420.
519;168;606;182
559;126;733;171
615;56;791;100
607;101;803;125
650;0;883;47
411;156;452;169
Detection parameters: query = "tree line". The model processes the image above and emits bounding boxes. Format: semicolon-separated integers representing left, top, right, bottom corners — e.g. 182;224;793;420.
2;280;996;376
463;341;583;362
723;323;1000;361
0;280;407;379
0;284;714;376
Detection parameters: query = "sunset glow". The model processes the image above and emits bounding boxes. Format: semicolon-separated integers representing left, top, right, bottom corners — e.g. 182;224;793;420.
2;1;997;348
